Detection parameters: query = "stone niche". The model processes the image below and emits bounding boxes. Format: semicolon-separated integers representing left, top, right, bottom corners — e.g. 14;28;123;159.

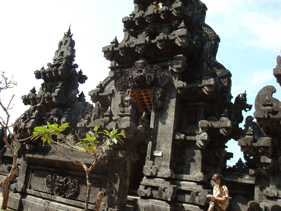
2;0;281;211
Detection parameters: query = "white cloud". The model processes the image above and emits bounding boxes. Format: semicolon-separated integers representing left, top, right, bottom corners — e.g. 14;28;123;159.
203;0;281;52
250;69;275;86
232;68;276;97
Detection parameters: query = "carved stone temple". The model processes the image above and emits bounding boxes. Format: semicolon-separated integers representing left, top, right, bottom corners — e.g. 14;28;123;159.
1;0;281;210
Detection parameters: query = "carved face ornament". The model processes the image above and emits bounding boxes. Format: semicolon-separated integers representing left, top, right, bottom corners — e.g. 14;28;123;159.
116;59;170;110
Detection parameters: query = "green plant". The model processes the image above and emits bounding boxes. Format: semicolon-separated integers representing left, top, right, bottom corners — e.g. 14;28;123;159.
32;122;123;211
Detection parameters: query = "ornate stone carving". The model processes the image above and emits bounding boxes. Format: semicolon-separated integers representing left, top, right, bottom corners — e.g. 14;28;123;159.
174;21;190;48
138;177;177;201
168;54;187;73
137;185;152;197
46;174;78;198
273;55;281;85
143;159;158;176
116;59;169;108
16;27;89;139
232;91;252;125
236;53;281;210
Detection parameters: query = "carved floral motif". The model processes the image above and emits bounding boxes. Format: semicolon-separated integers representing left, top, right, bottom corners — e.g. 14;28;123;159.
46;174;78;198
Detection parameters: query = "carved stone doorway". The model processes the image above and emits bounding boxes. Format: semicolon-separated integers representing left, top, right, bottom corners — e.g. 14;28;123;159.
129;141;147;195
128;88;153;195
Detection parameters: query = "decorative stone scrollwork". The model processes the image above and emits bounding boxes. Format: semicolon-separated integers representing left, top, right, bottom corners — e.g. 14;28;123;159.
115;59;170;108
46;174;78;198
168;54;187;73
138;185;152;197
232;91;252;125
157;185;177;201
174;21;190;48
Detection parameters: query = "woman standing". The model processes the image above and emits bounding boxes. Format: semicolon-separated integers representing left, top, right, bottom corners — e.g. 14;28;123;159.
207;174;229;211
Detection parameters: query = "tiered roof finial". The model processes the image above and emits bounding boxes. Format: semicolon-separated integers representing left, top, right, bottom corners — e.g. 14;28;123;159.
64;24;73;38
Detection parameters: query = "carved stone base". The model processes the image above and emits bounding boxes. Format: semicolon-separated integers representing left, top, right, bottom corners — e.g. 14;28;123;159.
138;198;173;211
8;193;85;211
137;198;204;211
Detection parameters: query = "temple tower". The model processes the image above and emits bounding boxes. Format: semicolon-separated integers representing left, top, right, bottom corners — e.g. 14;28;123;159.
99;0;248;210
4;1;259;211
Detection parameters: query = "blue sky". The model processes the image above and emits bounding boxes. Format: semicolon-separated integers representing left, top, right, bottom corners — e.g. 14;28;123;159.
1;0;281;165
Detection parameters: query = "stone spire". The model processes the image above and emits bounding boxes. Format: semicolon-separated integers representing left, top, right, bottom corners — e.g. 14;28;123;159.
53;25;75;63
22;27;87;106
18;28;88;137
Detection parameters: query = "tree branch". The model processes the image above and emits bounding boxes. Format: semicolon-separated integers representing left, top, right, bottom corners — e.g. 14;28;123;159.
7;94;15;110
52;143;84;167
